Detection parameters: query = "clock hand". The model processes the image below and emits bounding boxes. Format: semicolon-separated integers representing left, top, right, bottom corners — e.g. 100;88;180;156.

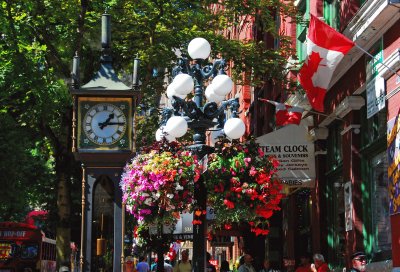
106;122;126;125
98;113;115;129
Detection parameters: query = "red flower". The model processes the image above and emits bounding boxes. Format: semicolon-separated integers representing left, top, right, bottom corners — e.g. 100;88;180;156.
255;207;273;219
224;224;232;230
192;220;202;225
251;227;270;236
223;199;235;209
272;158;280;167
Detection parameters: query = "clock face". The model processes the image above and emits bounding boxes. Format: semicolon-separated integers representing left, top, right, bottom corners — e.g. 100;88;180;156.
77;98;132;150
83;103;127;145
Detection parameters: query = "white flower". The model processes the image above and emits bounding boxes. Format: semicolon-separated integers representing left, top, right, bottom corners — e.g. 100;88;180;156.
144;198;153;206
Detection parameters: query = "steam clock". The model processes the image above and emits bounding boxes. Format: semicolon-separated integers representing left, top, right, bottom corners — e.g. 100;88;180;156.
70;14;139;271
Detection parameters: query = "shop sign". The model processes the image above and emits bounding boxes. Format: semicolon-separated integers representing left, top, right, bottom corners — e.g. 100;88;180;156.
283;258;295;267
256;125;316;187
366;40;384;119
344;181;353;231
366;76;385;119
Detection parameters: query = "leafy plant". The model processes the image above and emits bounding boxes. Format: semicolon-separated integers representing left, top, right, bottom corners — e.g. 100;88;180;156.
120;139;201;225
205;138;283;235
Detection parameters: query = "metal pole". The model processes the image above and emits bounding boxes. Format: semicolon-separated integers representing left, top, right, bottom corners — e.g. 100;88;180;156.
80;164;86;272
191;59;206;272
121;203;126;272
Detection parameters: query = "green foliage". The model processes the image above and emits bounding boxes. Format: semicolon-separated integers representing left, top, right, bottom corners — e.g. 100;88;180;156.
0;113;56;222
0;0;297;261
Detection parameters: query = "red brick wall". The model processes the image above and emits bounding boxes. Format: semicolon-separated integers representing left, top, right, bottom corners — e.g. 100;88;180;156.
339;0;360;32
384;21;400;120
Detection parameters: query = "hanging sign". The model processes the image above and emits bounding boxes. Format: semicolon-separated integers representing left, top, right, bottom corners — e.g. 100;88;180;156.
256;125;316;187
344;181;353;231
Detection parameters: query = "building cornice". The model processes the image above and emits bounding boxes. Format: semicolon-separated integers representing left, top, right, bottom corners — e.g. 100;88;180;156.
319;96;365;127
309;127;329;141
329;0;400;89
335;96;365;118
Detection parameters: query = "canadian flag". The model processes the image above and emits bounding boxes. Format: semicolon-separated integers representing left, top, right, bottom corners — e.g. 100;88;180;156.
260;99;304;126
298;14;355;112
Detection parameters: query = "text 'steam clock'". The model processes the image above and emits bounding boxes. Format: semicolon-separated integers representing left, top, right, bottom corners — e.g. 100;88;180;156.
77;97;132;150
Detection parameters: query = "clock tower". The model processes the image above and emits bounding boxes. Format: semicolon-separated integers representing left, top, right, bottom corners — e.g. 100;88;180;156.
70;14;139;272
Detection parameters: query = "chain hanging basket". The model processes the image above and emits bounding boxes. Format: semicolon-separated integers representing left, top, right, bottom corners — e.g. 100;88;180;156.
204;138;284;235
120;140;201;226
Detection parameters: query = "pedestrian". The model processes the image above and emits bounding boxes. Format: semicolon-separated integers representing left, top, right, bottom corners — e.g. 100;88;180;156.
163;259;174;272
151;258;173;272
206;252;217;272
220;260;231;272
151;258;157;272
349;252;367;272
310;254;329;272
259;259;280;272
238;254;256;272
295;254;312;272
173;249;192;272
136;255;150;272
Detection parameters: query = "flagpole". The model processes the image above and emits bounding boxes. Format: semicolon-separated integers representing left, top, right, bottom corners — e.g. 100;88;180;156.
354;43;400;79
305;109;343;121
257;98;343;120
354;43;400;100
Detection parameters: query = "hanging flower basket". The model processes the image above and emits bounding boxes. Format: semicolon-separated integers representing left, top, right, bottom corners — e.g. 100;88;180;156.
204;138;283;235
120;140;201;226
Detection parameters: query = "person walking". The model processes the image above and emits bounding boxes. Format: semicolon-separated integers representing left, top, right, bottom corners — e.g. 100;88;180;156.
173;249;192;272
220;260;231;272
206;252;216;272
238;254;256;272
349;252;367;272
295;254;312;272
310;254;329;272
259;259;280;272
136;256;150;272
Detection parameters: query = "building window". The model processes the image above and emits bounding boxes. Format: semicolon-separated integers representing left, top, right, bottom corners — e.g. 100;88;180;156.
369;152;391;259
296;0;309;62
361;97;386;146
323;0;340;30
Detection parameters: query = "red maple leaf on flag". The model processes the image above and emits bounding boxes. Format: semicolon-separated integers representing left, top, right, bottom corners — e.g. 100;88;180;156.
298;51;326;112
300;51;323;84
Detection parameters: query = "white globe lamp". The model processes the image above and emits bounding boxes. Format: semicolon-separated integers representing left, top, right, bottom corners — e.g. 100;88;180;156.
172;73;194;95
205;85;225;103
188;38;211;60
212;74;233;96
167;84;186;100
224;118;245;139
165;116;188;138
155;126;176;142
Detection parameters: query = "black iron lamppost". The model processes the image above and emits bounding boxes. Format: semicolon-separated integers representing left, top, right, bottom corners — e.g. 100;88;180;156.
158;38;246;272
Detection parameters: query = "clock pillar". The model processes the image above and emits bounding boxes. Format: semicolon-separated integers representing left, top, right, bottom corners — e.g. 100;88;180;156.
70;13;139;272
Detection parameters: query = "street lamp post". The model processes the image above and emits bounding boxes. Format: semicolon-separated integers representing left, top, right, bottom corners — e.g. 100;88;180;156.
158;38;245;272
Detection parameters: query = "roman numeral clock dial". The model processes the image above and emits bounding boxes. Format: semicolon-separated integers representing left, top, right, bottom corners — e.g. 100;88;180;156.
79;100;131;149
84;103;126;145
